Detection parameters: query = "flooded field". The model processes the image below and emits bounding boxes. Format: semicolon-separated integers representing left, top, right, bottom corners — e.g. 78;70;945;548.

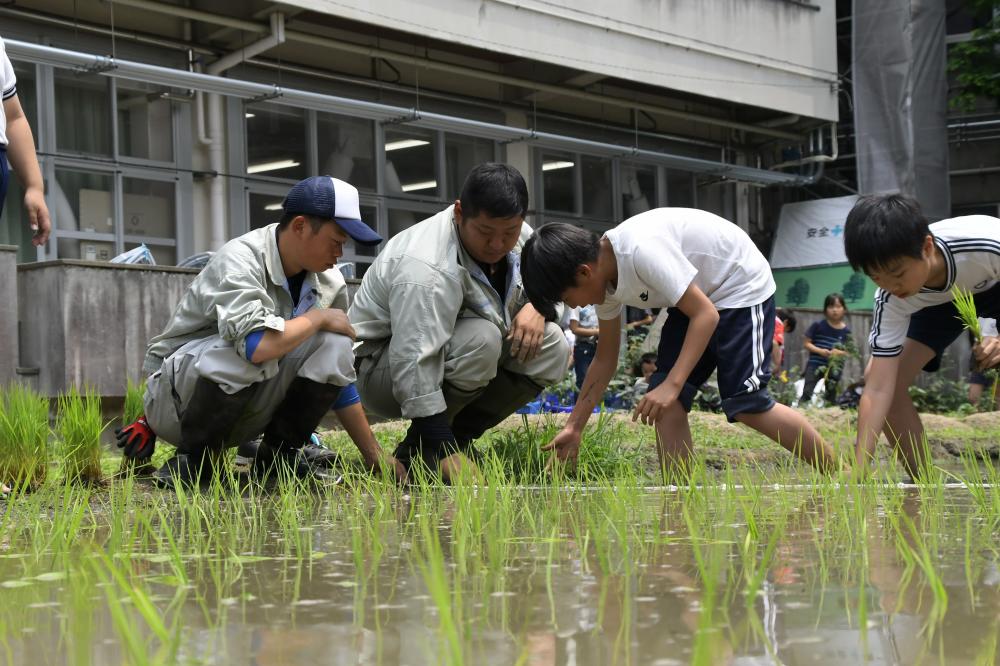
1;461;998;665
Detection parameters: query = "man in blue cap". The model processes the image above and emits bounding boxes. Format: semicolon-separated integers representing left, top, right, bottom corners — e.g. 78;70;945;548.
128;176;401;487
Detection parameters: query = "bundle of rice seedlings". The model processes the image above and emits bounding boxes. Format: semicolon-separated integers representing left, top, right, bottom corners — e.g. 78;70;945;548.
122;378;146;425
0;384;50;490
952;285;982;341
58;387;107;484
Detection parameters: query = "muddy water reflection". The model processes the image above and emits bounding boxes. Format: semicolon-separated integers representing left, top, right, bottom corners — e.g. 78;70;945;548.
2;487;999;665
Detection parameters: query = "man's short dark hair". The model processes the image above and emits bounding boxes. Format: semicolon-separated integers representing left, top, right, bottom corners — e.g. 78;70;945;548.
278;212;327;234
521;222;600;320
459;163;528;220
844;194;930;273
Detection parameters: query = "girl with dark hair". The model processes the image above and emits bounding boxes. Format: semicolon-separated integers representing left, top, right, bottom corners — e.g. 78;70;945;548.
800;293;852;405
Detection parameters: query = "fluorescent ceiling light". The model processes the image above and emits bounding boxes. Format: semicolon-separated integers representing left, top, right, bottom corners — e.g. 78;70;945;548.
245;112;256;118
542;160;575;171
385;139;430;152
264;202;283;211
401;180;437;192
247;159;300;174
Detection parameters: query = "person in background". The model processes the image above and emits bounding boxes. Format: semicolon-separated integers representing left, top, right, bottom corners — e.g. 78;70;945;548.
569;304;599;393
625;305;654;338
772;308;797;374
0;36;50;246
800;293;852;405
631;352;658;398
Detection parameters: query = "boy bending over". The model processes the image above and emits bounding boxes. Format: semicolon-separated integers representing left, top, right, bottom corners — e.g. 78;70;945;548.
520;209;838;474
844;194;1000;477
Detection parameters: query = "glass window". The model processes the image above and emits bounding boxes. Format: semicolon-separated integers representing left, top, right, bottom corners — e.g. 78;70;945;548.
316;113;375;191
445;135;494;199
384;127;437;197
581;156;612;220
54;169;115;234
666;171;695;207
245;102;307;180
388;204;433;238
0;178;34;261
54;69;112;155
249;192;286;230
117;82;175;162
122;178;176;242
541;152;575;213
621;164;656;217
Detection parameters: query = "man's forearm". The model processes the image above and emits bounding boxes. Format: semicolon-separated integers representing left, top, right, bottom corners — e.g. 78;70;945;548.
250;312;321;363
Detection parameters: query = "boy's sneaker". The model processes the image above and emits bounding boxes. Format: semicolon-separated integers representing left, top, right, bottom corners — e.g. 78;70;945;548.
236;433;339;474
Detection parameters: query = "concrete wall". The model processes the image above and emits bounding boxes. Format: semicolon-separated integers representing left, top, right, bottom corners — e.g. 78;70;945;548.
0;246;18;386
290;0;839;120
17;261;198;397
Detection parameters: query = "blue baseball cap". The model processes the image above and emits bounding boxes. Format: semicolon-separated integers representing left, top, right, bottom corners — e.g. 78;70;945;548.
282;176;383;246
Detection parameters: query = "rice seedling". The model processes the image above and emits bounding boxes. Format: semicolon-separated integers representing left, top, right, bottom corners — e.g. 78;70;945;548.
0;383;50;490
56;386;106;484
952;285;983;341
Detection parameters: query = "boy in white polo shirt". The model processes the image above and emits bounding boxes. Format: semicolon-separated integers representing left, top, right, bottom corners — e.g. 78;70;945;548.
520;209;838;474
844;193;1000;478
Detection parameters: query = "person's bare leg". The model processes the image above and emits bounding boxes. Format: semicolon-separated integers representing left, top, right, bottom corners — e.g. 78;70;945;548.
968;382;984;409
653;401;694;480
882;341;936;479
737;404;839;472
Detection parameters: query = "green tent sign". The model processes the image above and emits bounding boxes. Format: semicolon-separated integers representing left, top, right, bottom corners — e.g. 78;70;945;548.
773;264;877;311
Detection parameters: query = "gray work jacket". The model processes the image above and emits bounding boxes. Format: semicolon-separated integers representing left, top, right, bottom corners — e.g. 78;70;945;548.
348;205;531;418
144;223;349;375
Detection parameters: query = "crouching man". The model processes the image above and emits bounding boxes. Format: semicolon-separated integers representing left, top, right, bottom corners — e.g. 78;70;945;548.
348;163;571;480
141;176;400;488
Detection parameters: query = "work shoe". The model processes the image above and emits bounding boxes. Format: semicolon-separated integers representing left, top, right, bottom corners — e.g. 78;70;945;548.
152;453;212;490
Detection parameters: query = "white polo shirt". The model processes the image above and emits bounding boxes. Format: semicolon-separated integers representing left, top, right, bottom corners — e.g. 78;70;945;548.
869;215;1000;357
0;37;16;146
594;208;775;321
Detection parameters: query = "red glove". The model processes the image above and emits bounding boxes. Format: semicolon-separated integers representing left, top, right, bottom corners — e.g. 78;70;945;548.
115;416;156;460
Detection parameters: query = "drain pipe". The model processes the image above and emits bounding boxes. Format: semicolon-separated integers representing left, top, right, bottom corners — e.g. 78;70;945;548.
200;12;286;249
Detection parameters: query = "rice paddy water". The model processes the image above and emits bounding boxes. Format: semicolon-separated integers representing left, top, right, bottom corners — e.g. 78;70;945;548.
0;385;998;664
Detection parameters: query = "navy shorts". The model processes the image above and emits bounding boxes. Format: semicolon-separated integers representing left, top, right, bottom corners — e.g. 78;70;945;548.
648;296;776;423
907;283;1000;372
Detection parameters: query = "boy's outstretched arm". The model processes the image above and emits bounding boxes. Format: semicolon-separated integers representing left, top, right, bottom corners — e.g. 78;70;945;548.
543;314;622;467
855;355;899;470
633;284;718;425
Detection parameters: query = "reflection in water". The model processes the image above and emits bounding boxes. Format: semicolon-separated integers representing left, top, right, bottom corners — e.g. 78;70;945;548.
0;483;998;665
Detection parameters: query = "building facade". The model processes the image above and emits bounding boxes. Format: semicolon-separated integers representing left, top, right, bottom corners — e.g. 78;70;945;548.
0;0;841;275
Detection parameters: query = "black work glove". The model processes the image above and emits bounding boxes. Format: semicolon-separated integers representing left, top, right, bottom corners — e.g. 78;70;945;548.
115;416;157;460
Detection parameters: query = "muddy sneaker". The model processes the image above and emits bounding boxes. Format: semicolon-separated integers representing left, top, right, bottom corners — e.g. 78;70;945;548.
152;453;212;489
